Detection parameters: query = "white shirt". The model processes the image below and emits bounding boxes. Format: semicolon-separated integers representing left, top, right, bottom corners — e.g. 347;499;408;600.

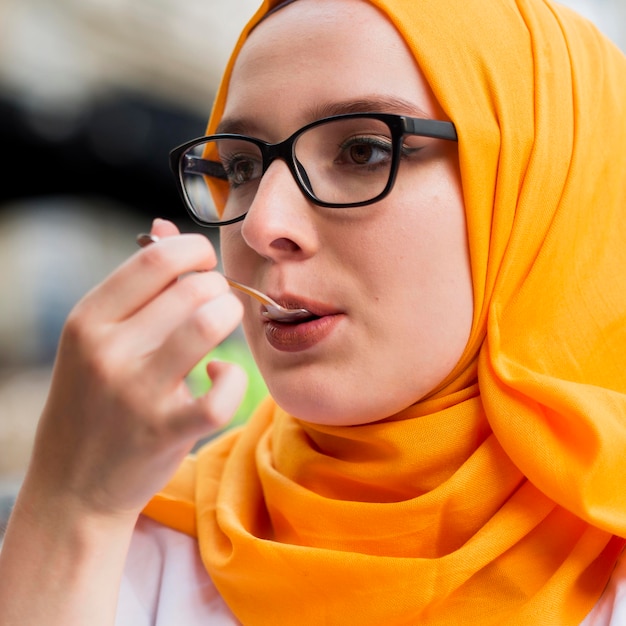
116;515;626;625
116;516;239;625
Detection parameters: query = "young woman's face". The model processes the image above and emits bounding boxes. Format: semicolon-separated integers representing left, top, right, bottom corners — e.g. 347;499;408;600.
219;0;473;425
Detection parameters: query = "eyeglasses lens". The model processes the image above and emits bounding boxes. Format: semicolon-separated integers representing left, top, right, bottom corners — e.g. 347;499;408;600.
179;117;398;224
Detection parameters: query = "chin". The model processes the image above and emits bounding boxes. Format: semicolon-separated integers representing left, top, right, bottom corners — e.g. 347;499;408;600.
268;386;392;426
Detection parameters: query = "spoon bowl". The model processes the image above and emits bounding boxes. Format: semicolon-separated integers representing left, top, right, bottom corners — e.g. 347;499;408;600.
135;233;312;323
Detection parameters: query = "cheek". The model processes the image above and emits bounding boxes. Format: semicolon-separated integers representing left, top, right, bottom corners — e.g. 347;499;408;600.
386;163;472;348
398;153;468;277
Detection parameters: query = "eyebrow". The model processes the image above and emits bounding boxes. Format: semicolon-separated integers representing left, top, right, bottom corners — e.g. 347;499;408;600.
306;97;432;121
215;96;433;135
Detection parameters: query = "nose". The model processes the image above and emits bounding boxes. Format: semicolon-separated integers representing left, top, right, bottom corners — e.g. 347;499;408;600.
239;159;319;261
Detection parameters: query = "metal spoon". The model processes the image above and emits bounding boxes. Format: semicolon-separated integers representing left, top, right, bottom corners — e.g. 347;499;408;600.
136;233;312;323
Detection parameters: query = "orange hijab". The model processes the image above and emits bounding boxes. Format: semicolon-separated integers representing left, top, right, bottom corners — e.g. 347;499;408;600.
145;0;626;623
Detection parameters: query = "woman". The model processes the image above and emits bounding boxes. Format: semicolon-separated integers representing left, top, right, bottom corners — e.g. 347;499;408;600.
1;0;625;624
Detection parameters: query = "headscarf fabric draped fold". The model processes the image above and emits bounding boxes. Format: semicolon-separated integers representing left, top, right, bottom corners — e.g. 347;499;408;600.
144;0;626;623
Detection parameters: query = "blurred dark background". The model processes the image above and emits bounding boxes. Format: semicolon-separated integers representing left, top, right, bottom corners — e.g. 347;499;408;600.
0;0;260;229
0;90;203;224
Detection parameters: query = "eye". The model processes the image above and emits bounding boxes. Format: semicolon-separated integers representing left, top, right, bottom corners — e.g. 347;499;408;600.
221;153;263;187
338;136;393;168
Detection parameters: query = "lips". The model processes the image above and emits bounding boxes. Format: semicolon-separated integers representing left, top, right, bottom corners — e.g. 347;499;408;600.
265;294;337;320
259;295;343;352
264;313;342;352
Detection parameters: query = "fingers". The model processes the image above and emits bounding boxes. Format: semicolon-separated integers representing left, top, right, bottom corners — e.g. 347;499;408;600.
169;360;248;438
79;231;218;324
151;218;180;239
198;360;248;428
117;270;233;354
147;289;244;387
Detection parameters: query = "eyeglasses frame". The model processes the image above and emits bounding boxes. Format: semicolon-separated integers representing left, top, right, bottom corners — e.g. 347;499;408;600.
169;112;458;227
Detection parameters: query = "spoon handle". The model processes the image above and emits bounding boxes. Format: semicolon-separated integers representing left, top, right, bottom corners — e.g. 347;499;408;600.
225;277;275;307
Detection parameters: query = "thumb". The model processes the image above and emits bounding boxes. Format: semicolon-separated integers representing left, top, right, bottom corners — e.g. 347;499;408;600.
151;218;180;239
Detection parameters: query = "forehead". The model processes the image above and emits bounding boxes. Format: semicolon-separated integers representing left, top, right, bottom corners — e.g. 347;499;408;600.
220;0;442;134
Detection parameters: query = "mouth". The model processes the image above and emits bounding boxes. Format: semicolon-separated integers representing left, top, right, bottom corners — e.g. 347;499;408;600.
263;296;333;323
263;308;322;324
264;312;341;352
260;297;343;351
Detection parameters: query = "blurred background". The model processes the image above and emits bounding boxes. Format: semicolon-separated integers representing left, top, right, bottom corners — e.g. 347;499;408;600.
0;0;262;530
1;0;625;531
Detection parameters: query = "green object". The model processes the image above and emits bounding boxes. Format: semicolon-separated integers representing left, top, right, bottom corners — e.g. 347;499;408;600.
186;336;268;430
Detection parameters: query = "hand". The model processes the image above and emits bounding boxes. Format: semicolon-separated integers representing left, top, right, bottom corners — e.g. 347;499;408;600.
24;218;247;522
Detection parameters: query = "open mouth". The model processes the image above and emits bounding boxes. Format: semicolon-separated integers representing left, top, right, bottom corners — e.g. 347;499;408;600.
264;310;322;324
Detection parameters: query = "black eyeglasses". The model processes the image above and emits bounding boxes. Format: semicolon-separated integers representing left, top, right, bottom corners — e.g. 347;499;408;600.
169;112;458;227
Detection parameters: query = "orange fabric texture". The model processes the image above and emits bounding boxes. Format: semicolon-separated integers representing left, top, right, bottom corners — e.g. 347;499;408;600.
143;0;626;623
